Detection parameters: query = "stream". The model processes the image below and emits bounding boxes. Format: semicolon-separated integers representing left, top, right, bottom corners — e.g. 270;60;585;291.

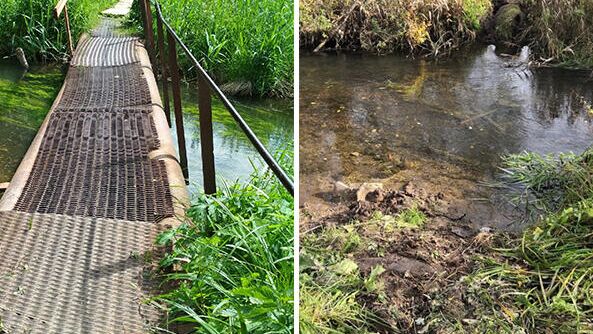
171;90;294;194
300;46;593;231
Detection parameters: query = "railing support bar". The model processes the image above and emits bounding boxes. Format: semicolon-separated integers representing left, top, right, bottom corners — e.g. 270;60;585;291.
141;0;157;69
155;14;171;126
54;0;73;56
198;75;216;194
63;5;74;55
167;33;189;182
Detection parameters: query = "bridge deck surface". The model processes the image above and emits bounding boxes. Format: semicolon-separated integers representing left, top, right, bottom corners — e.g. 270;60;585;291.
0;1;187;333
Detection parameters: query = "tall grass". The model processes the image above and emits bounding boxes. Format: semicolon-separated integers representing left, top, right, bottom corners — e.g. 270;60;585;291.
0;0;116;61
152;0;293;97
156;153;294;333
519;0;593;68
469;148;593;332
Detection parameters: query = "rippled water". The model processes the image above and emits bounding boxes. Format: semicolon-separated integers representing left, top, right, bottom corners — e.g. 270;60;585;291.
300;47;593;229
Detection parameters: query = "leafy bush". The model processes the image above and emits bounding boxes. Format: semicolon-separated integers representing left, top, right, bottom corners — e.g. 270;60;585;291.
156;154;294;333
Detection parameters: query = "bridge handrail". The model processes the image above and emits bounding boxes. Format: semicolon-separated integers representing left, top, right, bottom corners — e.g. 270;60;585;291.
142;0;294;196
53;0;74;55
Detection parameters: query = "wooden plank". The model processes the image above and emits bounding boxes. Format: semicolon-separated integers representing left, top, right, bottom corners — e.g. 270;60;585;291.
54;0;68;18
0;183;9;190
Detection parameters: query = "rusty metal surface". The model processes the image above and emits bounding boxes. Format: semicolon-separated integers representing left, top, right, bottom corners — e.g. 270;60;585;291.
71;37;138;67
58;65;151;109
0;1;179;331
0;211;162;333
14;110;173;223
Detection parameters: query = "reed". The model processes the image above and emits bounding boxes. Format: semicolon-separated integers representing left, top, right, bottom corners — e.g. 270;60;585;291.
0;0;116;62
154;0;293;98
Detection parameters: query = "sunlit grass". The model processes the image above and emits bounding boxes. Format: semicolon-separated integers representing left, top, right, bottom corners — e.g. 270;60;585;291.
0;0;117;61
153;0;293;97
156;153;294;333
468;147;593;333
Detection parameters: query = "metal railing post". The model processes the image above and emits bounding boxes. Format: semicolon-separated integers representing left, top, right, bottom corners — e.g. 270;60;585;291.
140;0;157;69
167;33;189;181
154;0;293;195
198;75;216;194
63;5;74;55
155;12;171;126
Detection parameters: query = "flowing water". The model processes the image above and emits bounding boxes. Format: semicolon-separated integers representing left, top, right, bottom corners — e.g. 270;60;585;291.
166;90;293;194
300;47;593;230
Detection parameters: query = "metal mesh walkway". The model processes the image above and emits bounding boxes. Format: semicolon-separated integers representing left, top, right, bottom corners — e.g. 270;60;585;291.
0;1;181;332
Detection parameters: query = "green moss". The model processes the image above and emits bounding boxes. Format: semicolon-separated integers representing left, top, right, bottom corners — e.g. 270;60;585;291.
0;64;63;128
494;4;523;40
462;0;493;30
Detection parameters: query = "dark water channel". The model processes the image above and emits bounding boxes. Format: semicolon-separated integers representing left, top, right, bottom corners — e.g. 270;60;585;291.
300;47;593;230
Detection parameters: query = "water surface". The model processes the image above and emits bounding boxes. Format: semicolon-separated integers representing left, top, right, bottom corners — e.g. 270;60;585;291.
171;90;293;194
300;47;593;229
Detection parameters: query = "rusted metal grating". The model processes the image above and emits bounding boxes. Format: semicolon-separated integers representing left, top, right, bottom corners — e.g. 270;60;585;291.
71;37;138;66
91;17;124;37
58;65;151;109
14;110;174;222
0;211;162;334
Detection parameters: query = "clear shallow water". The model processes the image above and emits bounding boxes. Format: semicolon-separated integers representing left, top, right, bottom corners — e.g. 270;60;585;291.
170;90;294;194
300;47;593;229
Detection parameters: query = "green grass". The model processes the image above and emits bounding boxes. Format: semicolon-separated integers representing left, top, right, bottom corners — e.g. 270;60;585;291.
156;153;294;333
394;205;427;229
149;0;293;98
300;215;406;333
0;0;117;62
467;148;593;333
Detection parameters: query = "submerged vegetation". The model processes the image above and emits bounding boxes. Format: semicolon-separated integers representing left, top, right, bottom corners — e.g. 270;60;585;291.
0;64;63;129
0;0;116;62
300;0;593;68
156;154;294;333
153;0;293;97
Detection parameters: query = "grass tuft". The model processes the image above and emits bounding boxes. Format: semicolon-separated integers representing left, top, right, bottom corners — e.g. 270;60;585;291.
468;147;593;333
0;0;117;62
